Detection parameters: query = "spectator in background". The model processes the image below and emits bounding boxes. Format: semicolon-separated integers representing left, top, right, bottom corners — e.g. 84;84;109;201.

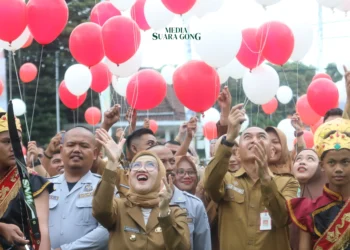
323;108;343;123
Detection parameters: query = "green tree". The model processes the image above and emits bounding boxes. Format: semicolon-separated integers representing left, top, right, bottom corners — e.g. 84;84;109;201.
326;63;342;83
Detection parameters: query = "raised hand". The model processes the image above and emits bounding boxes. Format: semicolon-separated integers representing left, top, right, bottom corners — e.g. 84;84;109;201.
187;117;198;139
344;66;350;101
45;132;63;158
226;104;246;143
217;86;232;116
143;118;150;129
254;141;272;183
96;128;125;163
103;104;121;129
158;176;174;214
125;107;137;124
291;113;303;132
27;141;39;163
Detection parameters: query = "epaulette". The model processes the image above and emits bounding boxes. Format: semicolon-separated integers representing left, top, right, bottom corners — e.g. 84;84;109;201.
47;174;60;179
92;173;102;178
183;191;202;202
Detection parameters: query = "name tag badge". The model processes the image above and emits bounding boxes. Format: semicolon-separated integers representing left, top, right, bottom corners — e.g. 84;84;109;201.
49;195;59;200
79;192;93;198
226;184;244;195
124;226;141;234
260;210;272;231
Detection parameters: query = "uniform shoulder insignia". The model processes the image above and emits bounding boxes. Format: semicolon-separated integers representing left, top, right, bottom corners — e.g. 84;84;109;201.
92;173;102;178
47;174;60;180
183;191;201;202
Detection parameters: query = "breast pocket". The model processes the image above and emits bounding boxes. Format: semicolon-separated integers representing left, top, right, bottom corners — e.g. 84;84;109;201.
49;199;59;227
75;197;96;226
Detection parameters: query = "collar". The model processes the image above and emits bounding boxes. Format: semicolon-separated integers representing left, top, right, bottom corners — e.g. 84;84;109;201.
323;184;343;201
54;171;93;184
234;166;275;178
170;186;186;204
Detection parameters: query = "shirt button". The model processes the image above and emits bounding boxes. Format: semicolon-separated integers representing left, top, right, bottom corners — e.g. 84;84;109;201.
249;204;255;208
60;231;64;235
62;215;66;219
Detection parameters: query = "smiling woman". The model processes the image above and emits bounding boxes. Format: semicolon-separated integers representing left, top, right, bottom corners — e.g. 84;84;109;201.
174;156;198;195
93;128;191;250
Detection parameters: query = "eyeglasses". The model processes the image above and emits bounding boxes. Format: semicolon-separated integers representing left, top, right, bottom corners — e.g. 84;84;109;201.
176;169;197;177
130;161;157;172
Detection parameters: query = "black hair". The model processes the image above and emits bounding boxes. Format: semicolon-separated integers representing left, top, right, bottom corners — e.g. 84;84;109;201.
165;140;193;155
126;128;154;150
147;142;166;150
324;108;343;123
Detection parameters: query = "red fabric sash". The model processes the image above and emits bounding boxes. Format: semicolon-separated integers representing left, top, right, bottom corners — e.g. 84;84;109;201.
314;199;350;250
0;167;20;218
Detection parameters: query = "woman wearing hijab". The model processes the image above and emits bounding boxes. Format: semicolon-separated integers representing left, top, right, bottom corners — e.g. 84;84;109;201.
92;129;191;250
289;149;327;250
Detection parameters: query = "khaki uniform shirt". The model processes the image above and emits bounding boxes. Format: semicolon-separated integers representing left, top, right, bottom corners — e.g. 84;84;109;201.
92;169;191;250
204;144;299;250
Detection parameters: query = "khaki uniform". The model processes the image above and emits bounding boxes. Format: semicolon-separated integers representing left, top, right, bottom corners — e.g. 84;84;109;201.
204;144;299;250
93;169;191;250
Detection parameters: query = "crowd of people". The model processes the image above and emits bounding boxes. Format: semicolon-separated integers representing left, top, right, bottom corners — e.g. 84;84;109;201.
0;78;350;250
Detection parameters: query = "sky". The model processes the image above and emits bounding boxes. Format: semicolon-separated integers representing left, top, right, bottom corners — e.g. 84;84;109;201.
137;0;350;71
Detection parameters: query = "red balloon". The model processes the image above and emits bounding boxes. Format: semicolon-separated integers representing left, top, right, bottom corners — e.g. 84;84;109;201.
90;63;112;93
236;28;265;70
262;97;278;114
203;121;218;140
126;69;167;110
59;81;87;110
312;73;332;81
149;119;158;133
27;0;68;45
294;130;314;149
69;22;104;67
307;78;339;116
131;0;150;31
296;95;321;126
85;107;101;125
0;0;27;42
161;0;196;14
311;117;323;133
19;63;38;83
173;60;220;113
102;16;141;65
256;21;294;65
90;1;121;26
22;35;33;49
0;80;3;96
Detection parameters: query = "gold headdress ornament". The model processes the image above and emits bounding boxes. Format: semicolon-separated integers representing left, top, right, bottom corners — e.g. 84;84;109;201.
314;118;350;158
0;107;22;133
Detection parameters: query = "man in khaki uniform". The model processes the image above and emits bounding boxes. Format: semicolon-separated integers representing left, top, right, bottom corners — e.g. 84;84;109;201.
204;104;299;250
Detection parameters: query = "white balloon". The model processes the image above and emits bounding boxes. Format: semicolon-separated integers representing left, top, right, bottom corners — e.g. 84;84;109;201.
240;114;249;133
161;65;176;85
64;64;92;96
193;13;242;68
290;23;314;61
0;27;31;51
255;0;281;6
336;0;350;12
227;58;248;80
106;48;143;78
144;0;175;31
277;86;293;104
277;118;295;151
112;75;131;97
12;99;26;116
336;80;347;105
317;0;342;9
243;64;280;105
217;67;230;85
110;0;136;11
202;108;220;124
191;0;224;18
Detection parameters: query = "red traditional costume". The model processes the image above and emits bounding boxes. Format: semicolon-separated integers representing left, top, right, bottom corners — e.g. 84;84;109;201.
287;118;350;250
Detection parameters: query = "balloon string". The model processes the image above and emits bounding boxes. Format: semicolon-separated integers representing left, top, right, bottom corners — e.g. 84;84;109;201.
296;61;299;99
281;66;296;106
256;105;260;126
11;51;31;140
29;45;44;141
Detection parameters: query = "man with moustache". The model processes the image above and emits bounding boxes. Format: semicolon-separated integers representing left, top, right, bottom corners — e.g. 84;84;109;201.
204;104;299;250
48;127;109;250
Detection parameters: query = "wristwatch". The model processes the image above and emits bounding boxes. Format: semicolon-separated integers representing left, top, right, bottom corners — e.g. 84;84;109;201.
221;136;235;147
